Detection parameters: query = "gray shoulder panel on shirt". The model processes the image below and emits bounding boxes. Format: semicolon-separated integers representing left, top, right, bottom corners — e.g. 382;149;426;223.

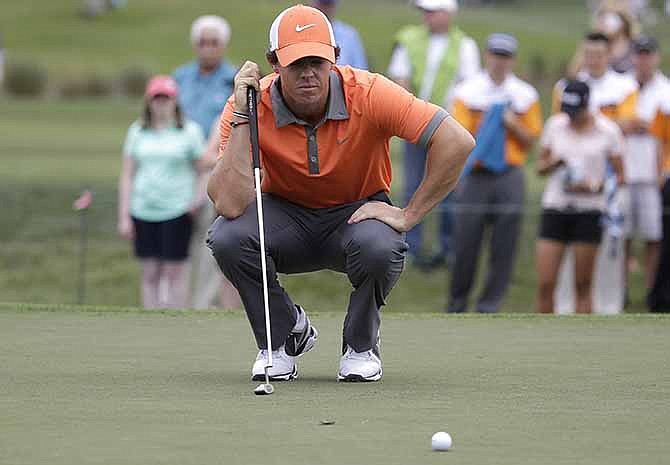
418;109;449;148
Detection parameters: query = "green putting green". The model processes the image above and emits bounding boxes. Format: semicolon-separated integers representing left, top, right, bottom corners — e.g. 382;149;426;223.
1;306;669;465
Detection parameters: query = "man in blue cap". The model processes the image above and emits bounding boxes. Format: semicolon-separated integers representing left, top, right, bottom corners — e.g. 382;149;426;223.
448;33;542;313
311;0;368;70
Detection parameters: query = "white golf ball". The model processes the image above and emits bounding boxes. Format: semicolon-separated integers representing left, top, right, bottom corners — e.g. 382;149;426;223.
431;431;452;451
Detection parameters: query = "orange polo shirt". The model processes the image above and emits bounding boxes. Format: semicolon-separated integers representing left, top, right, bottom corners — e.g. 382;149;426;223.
650;105;670;173
219;65;447;208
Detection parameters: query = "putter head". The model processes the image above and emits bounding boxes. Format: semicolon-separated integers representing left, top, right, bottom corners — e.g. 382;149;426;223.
254;383;274;395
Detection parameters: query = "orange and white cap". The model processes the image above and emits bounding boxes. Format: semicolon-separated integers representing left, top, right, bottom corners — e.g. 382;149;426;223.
269;4;336;67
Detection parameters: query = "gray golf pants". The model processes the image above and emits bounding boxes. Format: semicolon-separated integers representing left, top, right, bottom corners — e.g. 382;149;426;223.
207;193;408;352
448;167;525;313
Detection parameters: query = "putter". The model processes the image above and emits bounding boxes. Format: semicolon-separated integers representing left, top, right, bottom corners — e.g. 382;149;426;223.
247;86;275;396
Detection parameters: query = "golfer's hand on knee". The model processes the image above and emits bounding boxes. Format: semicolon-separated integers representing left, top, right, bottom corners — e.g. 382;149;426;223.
233;61;262;113
348;201;411;232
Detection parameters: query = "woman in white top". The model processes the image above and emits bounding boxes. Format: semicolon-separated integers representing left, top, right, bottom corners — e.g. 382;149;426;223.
535;80;625;314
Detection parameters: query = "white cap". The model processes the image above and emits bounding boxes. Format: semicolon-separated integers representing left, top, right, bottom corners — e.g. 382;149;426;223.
415;0;458;13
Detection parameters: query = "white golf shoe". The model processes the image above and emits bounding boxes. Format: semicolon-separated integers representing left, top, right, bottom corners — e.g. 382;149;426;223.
251;345;297;382
337;345;382;382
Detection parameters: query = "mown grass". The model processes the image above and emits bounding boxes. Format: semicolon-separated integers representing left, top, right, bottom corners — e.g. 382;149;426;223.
1;306;669;465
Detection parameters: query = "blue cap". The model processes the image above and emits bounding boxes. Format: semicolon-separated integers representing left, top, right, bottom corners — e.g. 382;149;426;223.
486;33;518;57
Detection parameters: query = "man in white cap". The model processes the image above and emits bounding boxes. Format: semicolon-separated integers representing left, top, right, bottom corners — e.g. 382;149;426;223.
207;4;474;382
388;0;480;270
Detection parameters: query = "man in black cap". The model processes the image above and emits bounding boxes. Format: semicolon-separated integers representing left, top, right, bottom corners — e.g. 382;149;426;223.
447;33;542;313
621;34;669;297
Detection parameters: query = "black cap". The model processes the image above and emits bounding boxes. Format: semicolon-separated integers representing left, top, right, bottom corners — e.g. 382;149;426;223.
633;34;659;53
486;33;518;57
560;80;590;116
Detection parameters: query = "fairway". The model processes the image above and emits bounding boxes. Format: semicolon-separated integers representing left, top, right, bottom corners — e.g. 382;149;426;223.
1;307;669;465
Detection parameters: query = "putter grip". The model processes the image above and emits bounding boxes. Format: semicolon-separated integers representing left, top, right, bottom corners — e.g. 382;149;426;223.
247;87;261;170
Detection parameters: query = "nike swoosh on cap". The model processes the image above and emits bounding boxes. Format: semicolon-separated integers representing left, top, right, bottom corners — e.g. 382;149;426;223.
295;24;316;32
337;136;350;145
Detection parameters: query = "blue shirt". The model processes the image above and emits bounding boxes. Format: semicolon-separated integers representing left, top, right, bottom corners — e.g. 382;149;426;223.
173;59;237;137
332;20;368;70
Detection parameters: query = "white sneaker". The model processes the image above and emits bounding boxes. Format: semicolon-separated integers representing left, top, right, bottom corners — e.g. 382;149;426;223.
251;345;297;381
337;345;382;382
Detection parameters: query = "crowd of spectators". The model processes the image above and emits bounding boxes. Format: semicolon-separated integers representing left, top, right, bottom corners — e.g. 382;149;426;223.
114;0;669;313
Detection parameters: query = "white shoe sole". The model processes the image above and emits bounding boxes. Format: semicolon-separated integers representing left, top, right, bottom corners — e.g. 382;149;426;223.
252;365;298;382
337;368;382;382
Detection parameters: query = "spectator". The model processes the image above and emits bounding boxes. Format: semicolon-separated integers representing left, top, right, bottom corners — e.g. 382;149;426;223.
173;15;240;309
447;33;542;313
174;16;237;138
593;2;637;73
579;2;638;74
553;32;638;126
311;0;368;69
648;93;670;312
388;0;480;269
622;35;668;294
536;81;625;314
117;76;208;308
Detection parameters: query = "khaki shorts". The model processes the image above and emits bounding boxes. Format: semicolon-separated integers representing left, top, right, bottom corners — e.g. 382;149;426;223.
623;183;662;242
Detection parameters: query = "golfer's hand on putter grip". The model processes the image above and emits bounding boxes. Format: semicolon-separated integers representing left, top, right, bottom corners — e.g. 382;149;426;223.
348;201;413;233
234;61;262;113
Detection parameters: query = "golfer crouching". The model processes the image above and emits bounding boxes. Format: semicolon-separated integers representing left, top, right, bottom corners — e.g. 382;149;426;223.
206;4;474;382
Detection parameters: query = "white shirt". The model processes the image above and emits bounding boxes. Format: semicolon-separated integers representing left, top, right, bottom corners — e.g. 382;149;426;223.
451;71;539;114
387;33;480;107
624;72;670;183
541;113;625;212
575;69;638;112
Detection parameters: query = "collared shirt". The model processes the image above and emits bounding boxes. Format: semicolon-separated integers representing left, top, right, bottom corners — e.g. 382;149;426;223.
332;19;368;70
451;71;543;166
624;72;670;183
552;69;638;120
173;59;237;137
219;66;448;208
